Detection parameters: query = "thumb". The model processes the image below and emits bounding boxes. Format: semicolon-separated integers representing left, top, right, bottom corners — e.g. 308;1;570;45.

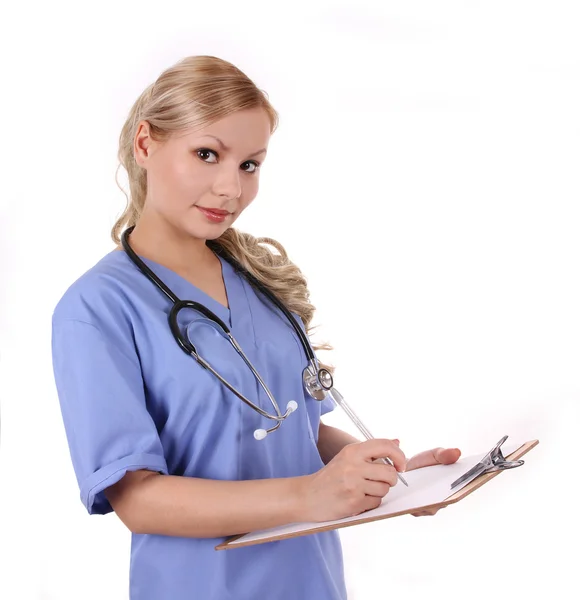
434;447;462;464
406;447;461;471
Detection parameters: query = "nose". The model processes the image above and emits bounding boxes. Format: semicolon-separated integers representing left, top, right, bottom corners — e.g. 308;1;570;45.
213;165;242;201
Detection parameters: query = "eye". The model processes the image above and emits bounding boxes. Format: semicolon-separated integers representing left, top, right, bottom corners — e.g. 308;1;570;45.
196;148;261;174
242;161;260;174
197;148;218;163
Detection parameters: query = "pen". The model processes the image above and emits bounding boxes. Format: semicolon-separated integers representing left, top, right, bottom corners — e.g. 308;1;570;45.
327;388;409;487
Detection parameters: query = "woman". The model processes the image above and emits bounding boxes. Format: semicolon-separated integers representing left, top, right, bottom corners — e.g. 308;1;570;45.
51;55;461;600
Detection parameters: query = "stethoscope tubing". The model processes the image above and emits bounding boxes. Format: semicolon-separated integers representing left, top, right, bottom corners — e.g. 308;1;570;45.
120;226;312;431
121;226;314;361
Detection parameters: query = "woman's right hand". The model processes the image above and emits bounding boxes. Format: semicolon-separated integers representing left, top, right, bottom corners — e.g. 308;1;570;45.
299;439;407;522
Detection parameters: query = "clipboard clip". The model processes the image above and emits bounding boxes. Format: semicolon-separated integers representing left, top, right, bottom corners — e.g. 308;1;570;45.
450;435;525;490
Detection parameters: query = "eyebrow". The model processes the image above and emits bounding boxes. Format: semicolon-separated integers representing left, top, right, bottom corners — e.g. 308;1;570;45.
201;134;267;158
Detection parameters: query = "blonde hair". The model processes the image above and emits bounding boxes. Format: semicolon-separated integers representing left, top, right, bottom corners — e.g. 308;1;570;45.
113;55;333;368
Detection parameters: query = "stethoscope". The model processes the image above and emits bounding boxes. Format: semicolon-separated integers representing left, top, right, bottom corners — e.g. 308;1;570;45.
121;226;336;440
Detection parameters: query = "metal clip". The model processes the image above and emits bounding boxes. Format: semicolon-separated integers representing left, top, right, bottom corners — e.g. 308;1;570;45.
450;435;525;490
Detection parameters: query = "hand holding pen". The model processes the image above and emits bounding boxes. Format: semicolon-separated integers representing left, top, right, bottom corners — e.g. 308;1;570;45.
327;387;409;487
301;438;408;522
318;387;463;520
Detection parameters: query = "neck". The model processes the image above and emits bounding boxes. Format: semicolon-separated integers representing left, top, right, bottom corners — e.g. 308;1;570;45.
125;215;217;274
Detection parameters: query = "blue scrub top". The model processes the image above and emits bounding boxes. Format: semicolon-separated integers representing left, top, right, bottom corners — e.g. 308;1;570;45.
51;248;347;600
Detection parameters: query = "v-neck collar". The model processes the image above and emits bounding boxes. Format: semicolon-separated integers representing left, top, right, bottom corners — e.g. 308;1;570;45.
116;249;236;329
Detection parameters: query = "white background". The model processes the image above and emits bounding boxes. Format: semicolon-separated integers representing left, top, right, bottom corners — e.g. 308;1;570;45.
1;1;579;598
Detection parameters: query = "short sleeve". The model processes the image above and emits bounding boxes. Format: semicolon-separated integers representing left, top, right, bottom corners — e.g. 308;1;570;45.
51;318;168;515
320;393;336;416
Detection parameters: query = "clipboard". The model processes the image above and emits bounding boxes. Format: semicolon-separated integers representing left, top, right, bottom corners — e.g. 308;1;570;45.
216;438;538;551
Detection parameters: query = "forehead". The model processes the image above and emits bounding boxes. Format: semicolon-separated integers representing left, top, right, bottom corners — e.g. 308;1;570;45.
176;108;271;148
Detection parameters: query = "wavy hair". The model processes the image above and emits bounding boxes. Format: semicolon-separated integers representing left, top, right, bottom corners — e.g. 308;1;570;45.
112;55;333;369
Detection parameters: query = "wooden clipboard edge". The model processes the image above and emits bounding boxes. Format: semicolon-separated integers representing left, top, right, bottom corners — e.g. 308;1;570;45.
215;439;539;551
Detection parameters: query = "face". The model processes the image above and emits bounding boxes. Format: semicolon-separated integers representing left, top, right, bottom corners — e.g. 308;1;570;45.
134;107;271;241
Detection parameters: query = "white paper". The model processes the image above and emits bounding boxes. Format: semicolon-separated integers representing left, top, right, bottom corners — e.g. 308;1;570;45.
226;441;523;546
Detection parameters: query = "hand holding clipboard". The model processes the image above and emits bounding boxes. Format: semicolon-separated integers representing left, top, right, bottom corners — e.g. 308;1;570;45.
217;437;538;550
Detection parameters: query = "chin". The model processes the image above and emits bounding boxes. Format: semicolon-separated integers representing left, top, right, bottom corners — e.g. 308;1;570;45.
204;230;227;241
187;222;231;241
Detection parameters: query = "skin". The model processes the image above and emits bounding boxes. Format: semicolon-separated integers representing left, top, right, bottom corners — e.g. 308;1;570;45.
106;107;461;530
391;440;461;516
127;106;271;294
318;425;461;517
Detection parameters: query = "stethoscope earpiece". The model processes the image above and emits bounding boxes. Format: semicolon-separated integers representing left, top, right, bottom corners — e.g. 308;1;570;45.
254;429;268;440
253;401;298;441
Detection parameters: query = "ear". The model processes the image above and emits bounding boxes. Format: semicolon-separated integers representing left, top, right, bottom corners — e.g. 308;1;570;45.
134;120;154;168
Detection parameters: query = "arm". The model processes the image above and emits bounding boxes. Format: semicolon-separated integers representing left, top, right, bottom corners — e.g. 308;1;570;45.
106;423;364;537
316;421;361;465
105;470;310;539
107;426;422;536
54;319;336;538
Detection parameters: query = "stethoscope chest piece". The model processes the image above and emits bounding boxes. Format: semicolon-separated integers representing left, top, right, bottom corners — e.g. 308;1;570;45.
303;364;333;400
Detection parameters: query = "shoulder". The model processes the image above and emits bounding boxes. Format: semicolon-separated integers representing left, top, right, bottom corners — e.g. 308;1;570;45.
52;250;142;329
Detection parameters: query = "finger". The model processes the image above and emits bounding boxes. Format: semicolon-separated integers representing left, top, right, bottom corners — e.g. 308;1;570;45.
422;507;438;515
363;480;391;498
411;505;447;517
435;447;461;464
361;494;383;514
356;439;407;472
371;443;399;463
363;462;399;487
406;447;461;471
405;449;442;471
349;494;384;517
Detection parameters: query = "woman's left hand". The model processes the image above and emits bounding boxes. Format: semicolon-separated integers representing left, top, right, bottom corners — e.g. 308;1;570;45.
405;445;461;516
375;442;461;517
371;441;461;516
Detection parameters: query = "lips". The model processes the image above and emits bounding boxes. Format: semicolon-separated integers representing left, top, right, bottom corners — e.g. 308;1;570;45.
198;207;230;215
196;206;231;223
